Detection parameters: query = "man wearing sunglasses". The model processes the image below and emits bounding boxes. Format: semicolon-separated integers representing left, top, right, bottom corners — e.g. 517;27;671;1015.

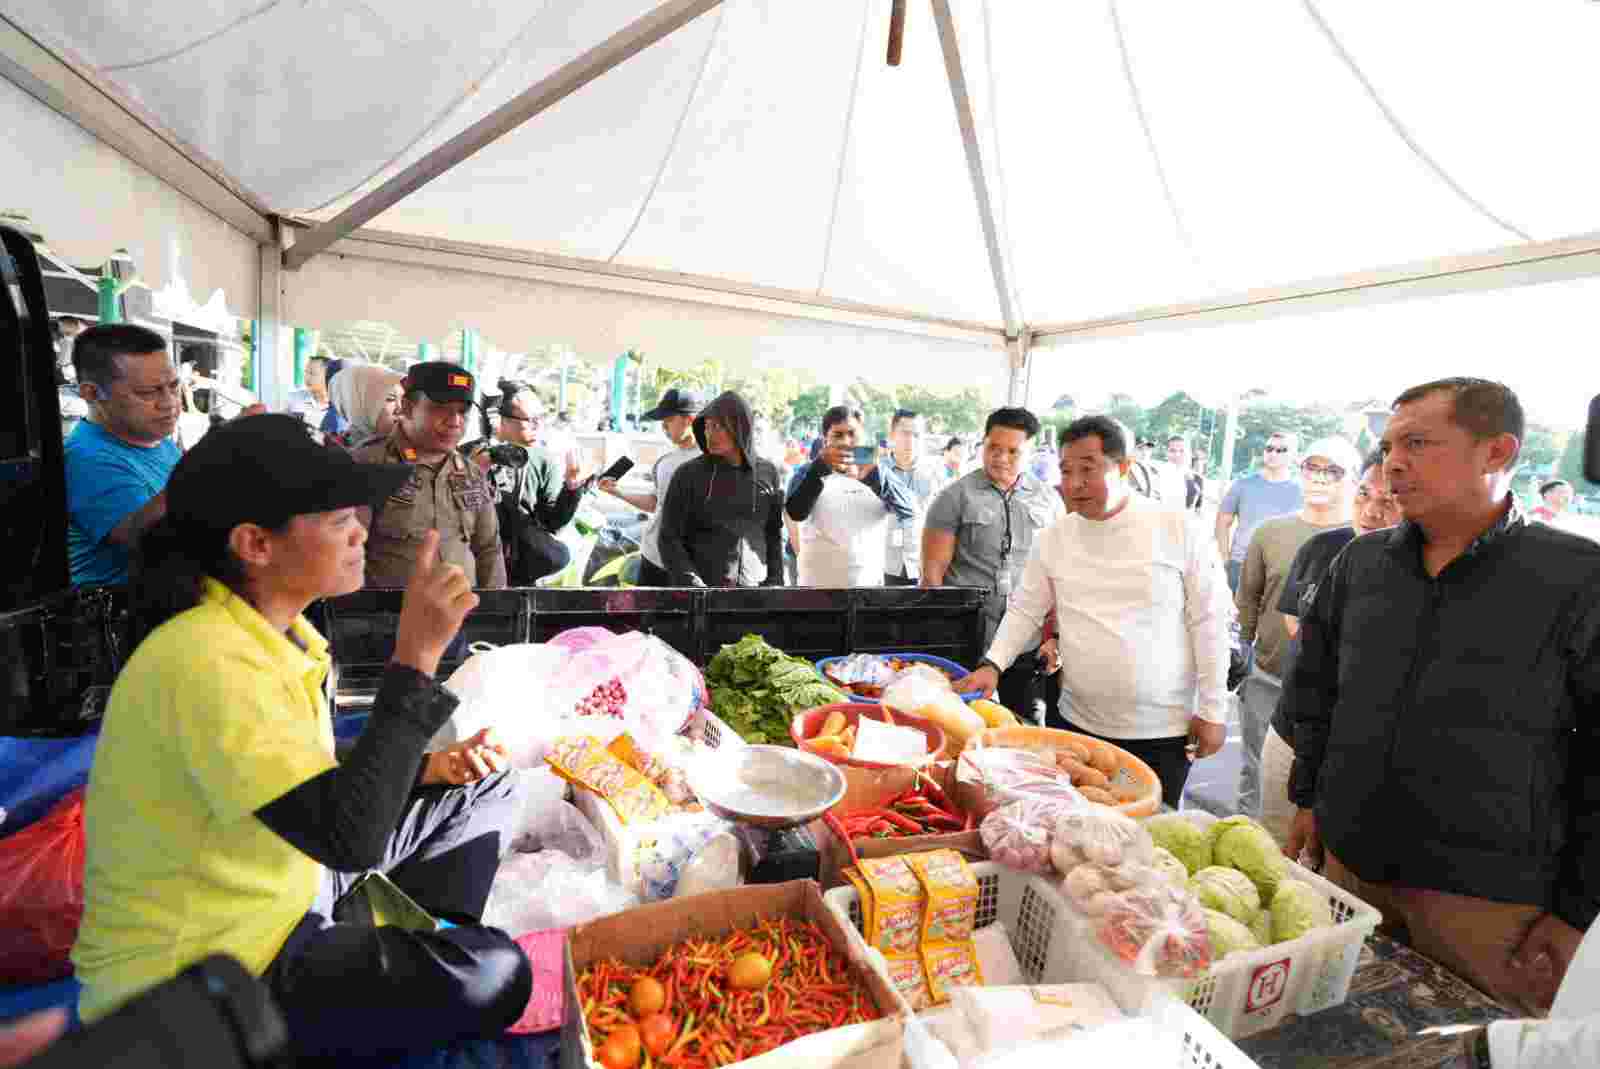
1233;436;1362;825
1216;431;1304;591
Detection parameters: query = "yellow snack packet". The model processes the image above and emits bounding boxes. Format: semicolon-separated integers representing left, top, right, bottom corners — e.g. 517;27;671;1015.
859;856;925;959
908;849;984;1004
546;736;670;825
842;866;875;938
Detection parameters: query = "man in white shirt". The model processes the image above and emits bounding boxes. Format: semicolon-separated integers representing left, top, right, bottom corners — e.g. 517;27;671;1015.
957;415;1232;808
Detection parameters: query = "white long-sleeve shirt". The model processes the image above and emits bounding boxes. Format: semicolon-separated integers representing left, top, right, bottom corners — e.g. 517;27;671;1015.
1488;922;1600;1068
985;493;1231;739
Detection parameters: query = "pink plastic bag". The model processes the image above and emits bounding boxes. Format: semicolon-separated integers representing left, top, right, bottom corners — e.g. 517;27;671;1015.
0;788;86;983
508;929;566;1034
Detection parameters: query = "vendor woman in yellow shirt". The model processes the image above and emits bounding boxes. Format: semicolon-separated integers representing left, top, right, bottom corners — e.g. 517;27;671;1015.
71;415;532;1062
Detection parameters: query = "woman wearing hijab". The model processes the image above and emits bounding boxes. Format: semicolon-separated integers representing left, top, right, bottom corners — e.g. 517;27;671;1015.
329;363;403;448
70;415;532;1061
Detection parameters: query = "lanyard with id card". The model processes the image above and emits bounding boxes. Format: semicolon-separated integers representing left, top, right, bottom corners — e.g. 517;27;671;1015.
993;486;1016;599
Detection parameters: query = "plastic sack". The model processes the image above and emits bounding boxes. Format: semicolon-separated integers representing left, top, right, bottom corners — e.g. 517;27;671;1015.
0;734;97;837
887;662;955;693
509;795;603;865
543;629;707;752
1096;884;1212;978
826;653;897;691
436;643;574;763
0;788;86;983
980;797;1078;875
483;850;638;936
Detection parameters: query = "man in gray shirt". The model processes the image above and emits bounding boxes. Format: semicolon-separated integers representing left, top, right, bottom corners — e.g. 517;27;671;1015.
923;407;1064;719
1215;431;1304;590
881;409;947;585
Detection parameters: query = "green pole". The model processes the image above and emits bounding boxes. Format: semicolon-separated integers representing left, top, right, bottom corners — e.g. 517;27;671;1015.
419;342;439;360
293;328;315;387
96;275;120;324
459;328;479;371
248;320;259;395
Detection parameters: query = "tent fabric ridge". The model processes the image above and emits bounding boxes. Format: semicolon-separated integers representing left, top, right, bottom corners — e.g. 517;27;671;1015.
1106;0;1215;291
609;2;727;263
1299;0;1534;244
101;0;284;72
303;0;563;216
813;0;875;297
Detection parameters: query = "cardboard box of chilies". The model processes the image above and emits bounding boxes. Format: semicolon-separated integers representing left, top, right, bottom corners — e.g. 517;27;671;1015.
561;879;905;1069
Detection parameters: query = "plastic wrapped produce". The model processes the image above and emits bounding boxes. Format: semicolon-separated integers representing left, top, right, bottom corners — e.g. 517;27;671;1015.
635;811;738;900
1148;846;1190;888
1052;807;1153;869
980;798;1063;874
885;675;985;758
1096;884;1213;978
957;746;1083;820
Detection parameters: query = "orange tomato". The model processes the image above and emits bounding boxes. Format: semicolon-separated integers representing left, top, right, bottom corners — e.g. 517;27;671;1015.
629;977;665;1018
639;1013;675;1058
596;1037;637;1069
604;1025;641;1068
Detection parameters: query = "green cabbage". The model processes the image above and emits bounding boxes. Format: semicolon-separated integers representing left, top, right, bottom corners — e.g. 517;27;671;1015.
1271;880;1334;943
1146;813;1212;875
1149;846;1189;888
1207;814;1269;854
1249;909;1274;947
1203;908;1261;960
1188;866;1261;923
1214;822;1289;904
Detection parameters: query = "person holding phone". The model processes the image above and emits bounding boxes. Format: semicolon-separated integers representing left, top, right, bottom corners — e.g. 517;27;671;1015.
785;405;916;587
72;415;531;1061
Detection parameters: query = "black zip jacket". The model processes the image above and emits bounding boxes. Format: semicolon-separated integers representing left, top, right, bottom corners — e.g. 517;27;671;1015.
656;391;784;587
1284;501;1600;929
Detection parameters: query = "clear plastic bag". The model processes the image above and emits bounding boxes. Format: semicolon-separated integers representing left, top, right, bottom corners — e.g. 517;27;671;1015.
1051;807;1154;869
883;675;985;758
1095;884;1212;978
957;746;1083;821
635;811;737;901
482;850;638;936
437;643;575;764
543;629;707;752
980;797;1079;875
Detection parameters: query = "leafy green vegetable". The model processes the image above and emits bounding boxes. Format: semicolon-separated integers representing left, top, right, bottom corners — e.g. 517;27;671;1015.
705;634;849;745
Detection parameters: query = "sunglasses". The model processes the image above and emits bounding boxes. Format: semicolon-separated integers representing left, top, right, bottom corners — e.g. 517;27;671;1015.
1264;445;1291;454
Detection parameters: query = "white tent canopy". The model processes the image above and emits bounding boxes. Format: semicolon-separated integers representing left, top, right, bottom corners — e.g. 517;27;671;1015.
4;0;1598;416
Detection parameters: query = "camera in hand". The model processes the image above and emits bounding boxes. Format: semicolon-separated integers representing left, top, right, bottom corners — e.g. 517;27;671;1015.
850;446;877;467
23;955;291;1069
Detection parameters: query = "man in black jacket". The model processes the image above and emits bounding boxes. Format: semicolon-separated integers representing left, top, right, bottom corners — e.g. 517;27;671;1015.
656;391;784;587
1285;377;1600;1014
467;382;583;584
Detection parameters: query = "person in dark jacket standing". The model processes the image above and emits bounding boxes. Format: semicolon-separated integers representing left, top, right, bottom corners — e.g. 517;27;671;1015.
656;391;784;587
1284;378;1600;1015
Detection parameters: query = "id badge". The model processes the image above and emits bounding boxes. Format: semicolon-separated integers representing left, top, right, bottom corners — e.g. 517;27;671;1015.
891;528;905;548
995;559;1014;599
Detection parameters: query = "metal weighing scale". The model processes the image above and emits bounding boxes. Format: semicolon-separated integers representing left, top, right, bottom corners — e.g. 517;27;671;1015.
688;745;846;885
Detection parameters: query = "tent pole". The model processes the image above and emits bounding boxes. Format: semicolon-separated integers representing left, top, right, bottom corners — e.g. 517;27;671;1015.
254;223;288;411
929;0;1019;337
1221;393;1241;482
1005;333;1031;408
284;0;725;271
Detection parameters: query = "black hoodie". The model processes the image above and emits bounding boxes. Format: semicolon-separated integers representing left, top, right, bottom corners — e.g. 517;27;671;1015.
656;391;784;587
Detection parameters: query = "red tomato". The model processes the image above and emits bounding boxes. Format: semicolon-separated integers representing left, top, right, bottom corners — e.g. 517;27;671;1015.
639;1013;675;1058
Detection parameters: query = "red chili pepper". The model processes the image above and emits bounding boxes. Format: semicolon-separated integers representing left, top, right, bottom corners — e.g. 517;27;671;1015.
877;809;924;834
917;769;951;807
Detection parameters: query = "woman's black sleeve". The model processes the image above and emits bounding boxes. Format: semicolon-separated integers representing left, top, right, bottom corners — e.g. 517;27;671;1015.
786;461;826;521
256;663;457;871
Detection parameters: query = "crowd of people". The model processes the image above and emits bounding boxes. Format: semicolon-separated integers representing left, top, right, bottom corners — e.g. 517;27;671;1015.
36;319;1600;1062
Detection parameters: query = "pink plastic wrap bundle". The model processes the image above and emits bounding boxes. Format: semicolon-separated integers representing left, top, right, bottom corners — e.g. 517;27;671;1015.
508;929;567;1034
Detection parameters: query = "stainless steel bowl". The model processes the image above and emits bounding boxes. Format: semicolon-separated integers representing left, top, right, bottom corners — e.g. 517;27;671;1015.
689;745;847;830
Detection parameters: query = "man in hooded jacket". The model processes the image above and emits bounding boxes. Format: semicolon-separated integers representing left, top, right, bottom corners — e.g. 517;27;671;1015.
656;391;785;587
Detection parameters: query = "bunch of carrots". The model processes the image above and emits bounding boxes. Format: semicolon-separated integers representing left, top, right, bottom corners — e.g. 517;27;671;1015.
578;916;882;1069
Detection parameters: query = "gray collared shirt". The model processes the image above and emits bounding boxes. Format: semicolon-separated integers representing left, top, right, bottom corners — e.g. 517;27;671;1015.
881;455;948;579
925;468;1065;641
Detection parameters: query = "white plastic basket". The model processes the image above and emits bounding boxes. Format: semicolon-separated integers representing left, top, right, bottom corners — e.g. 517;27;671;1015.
573;708;742;893
824;862;1259;1069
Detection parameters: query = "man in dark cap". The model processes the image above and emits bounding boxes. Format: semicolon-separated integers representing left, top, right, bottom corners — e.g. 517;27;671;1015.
353;362;505;589
599;386;705;585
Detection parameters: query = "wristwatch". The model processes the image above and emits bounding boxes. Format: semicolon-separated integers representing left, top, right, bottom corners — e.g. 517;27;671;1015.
1470;1026;1492;1069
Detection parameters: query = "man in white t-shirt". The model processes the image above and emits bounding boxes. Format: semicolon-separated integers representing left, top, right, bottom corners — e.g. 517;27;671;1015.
957;415;1232;808
599;387;704;586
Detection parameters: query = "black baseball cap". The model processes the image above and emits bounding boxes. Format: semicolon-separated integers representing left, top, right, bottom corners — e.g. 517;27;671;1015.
403;361;476;406
167;415;411;534
641;387;706;422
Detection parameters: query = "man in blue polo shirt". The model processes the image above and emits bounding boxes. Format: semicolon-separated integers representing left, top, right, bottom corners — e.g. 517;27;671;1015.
65;324;183;586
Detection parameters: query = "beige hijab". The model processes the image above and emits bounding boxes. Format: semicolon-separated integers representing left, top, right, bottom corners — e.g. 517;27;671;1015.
331;364;403;445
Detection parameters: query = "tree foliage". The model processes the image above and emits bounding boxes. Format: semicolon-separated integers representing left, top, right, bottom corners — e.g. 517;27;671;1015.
1558;431;1598;491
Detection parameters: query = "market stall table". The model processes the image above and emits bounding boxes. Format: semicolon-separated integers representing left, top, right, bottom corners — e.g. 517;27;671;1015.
1238;934;1514;1069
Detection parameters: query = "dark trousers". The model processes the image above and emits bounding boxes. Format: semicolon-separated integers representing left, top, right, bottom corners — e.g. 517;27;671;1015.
265;772;533;1063
511;526;571;584
637;556;672;587
1049;716;1193;810
997;651;1044;725
884;571;917;587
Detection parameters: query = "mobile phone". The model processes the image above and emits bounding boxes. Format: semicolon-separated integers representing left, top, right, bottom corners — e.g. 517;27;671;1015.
850;445;877;466
600;456;635;481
